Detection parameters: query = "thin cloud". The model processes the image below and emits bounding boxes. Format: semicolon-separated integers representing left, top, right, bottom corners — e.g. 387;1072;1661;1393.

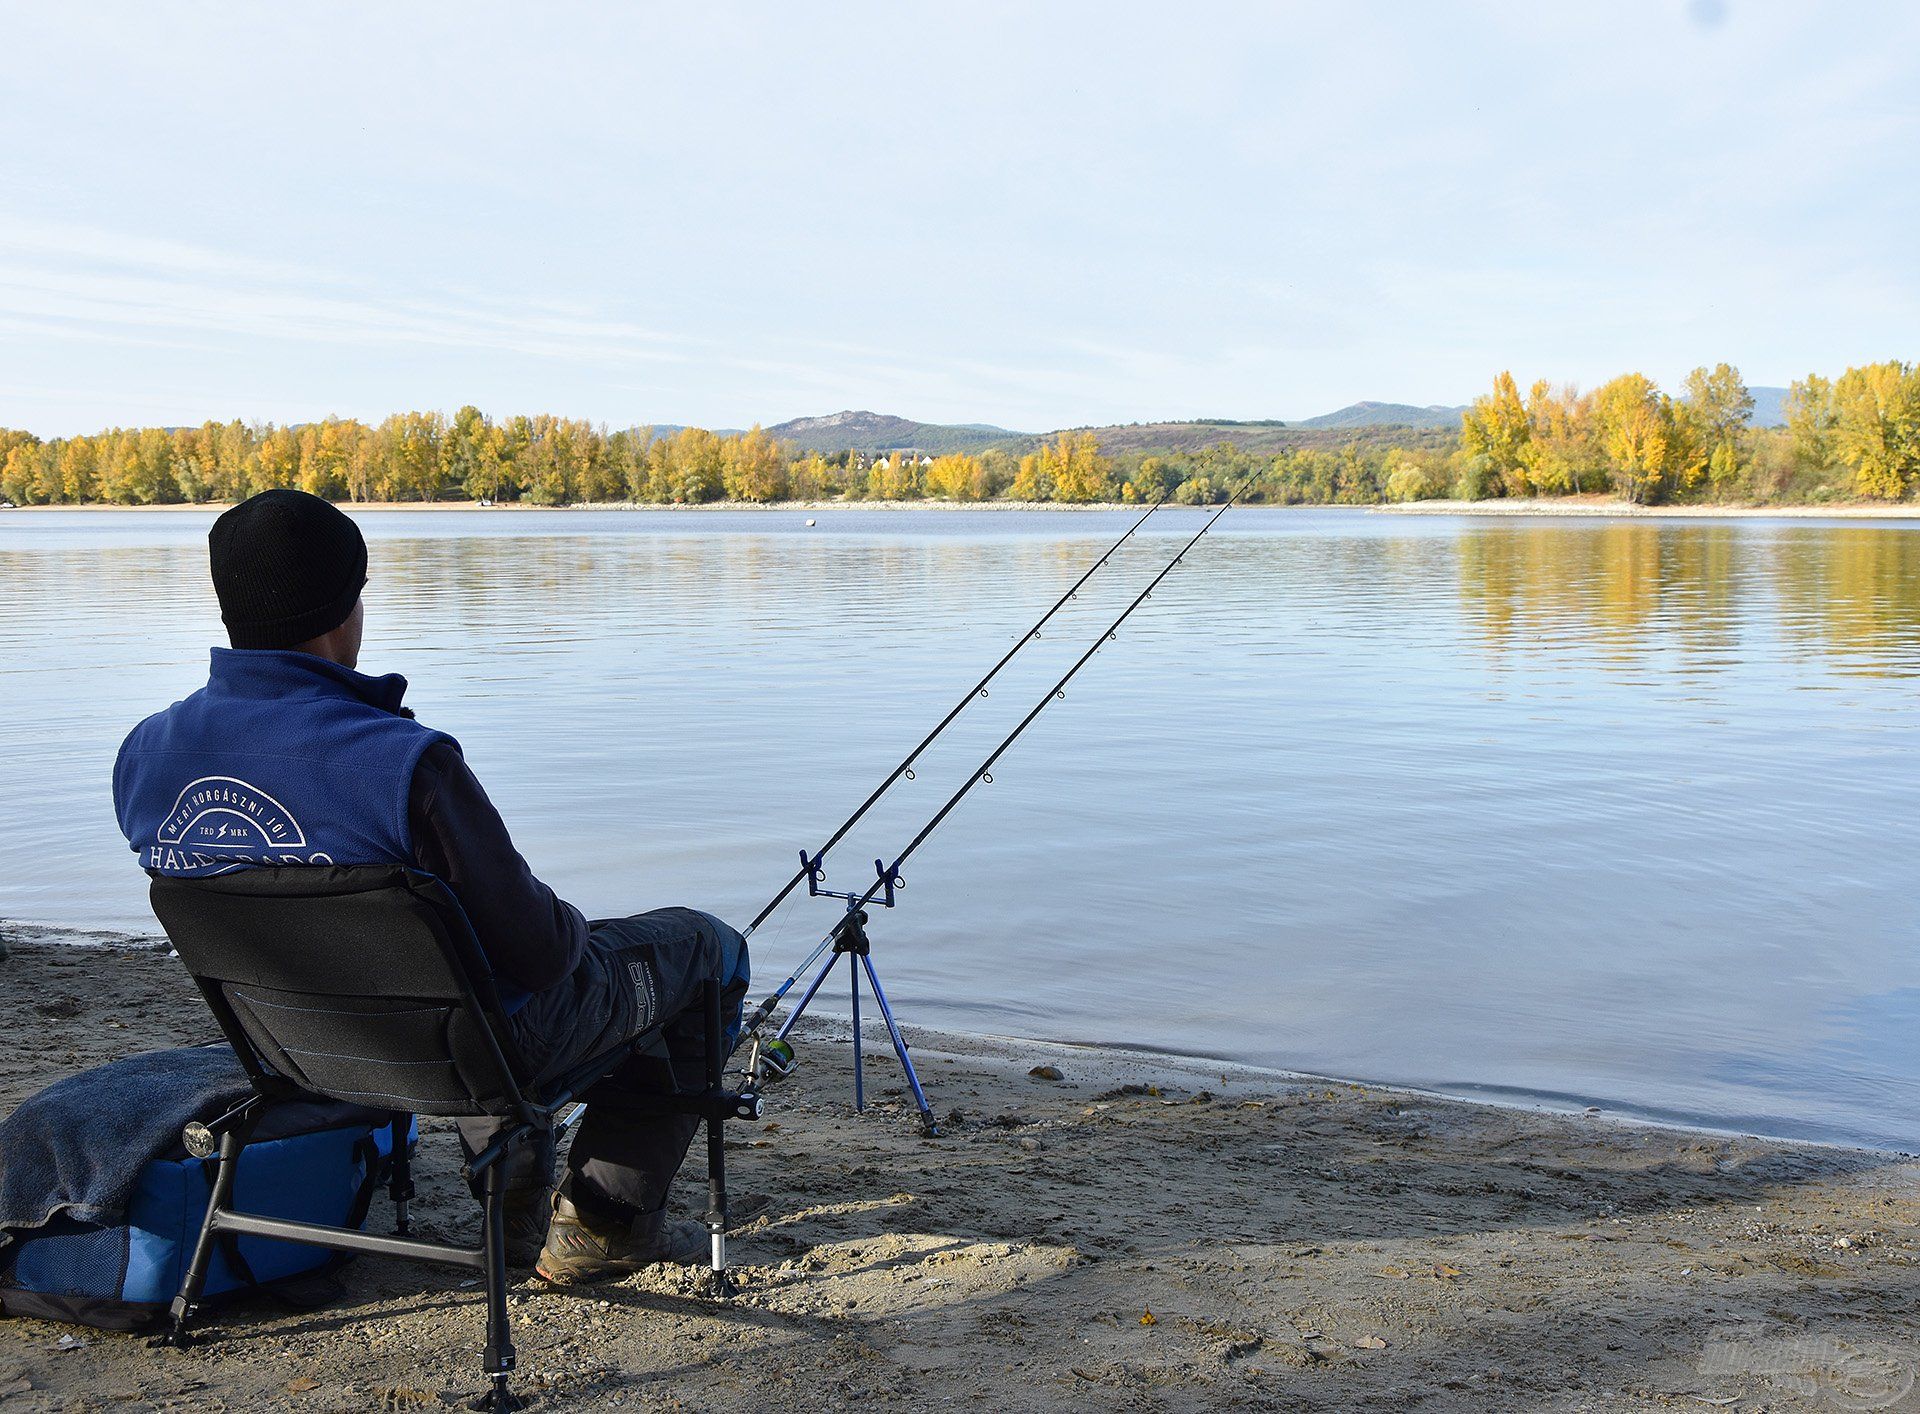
0;225;700;368
0;217;1116;427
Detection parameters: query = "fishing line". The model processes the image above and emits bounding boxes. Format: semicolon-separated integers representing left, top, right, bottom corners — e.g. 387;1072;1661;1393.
737;477;1253;1050
741;493;1170;937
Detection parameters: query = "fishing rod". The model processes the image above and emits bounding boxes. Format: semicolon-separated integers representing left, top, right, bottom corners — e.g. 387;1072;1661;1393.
741;492;1170;938
561;497;1177;1150
735;480;1254;1129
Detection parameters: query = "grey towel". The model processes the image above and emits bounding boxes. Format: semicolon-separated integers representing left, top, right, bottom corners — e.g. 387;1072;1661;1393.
0;1046;252;1251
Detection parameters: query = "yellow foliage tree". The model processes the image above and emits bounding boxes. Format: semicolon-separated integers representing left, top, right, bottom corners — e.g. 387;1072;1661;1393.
865;454;925;500
254;426;302;496
786;454;836;500
57;436;99;503
0;437;44;503
1008;432;1110;502
297;420;355;499
1383;451;1439;502
1461;371;1532;495
924;453;986;500
1785;374;1837;471
1519;381;1595;494
1049;431;1114;502
660;427;725;503
1592;373;1686;504
721;426;791;501
1010;451;1050;501
1831;361;1920;500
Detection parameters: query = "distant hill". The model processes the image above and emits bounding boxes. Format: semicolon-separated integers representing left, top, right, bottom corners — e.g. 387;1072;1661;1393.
1041;421;1458;456
631;388;1786;459
1293;400;1467;431
1749;386;1789;428
630;400;1484;456
764;410;1025;454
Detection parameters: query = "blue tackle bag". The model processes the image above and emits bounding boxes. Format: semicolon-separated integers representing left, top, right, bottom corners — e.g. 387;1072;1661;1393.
0;1048;415;1331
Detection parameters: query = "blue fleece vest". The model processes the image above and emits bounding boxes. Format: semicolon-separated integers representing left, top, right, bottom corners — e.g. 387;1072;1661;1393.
113;649;456;878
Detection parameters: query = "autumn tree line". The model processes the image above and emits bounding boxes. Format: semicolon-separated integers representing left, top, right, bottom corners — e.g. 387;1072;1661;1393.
2;360;1914;509
0;410;1130;508
1451;360;1920;505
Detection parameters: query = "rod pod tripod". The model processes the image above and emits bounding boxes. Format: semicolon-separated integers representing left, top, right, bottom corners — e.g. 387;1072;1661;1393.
770;854;938;1135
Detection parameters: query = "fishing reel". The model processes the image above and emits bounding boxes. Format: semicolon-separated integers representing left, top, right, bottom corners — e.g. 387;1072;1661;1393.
740;1034;797;1087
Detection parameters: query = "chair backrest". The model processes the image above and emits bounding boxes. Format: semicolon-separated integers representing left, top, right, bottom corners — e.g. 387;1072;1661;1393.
148;864;533;1119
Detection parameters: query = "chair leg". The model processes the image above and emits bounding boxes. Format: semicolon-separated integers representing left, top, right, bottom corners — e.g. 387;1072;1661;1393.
153;1124;248;1349
470;1157;522;1412
388;1114;414;1236
702;979;734;1297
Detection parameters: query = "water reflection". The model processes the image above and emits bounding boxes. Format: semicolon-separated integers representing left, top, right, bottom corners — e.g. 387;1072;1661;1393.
1771;528;1920;677
1456;522;1920;678
1454;524;1742;662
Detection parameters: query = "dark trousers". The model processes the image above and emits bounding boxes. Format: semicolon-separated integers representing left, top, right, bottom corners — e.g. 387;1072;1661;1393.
456;907;749;1218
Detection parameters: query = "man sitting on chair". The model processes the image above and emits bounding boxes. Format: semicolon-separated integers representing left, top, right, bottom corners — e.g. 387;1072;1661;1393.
111;488;749;1285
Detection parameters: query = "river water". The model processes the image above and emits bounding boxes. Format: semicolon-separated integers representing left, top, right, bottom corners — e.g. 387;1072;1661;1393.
2;507;1916;1149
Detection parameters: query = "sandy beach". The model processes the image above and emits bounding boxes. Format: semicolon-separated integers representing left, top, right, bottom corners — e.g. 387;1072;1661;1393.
0;931;1914;1412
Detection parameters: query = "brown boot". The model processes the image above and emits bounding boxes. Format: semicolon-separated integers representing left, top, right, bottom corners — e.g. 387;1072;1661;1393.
534;1197;709;1286
502;1186;553;1269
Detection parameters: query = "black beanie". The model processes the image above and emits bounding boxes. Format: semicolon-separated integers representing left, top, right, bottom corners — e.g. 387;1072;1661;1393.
208;490;368;650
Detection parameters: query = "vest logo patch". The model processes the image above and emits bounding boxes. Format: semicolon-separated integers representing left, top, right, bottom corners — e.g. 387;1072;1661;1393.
150;775;333;873
626;957;658;1031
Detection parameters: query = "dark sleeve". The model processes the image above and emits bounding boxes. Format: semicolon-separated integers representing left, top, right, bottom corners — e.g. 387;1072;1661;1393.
408;741;588;996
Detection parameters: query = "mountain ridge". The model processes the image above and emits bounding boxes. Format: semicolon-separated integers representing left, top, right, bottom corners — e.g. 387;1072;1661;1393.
741;402;1472;454
634;390;1791;455
763;410;1023;453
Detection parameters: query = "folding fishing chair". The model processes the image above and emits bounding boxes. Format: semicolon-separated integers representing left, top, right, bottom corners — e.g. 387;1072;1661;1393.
144;863;760;1412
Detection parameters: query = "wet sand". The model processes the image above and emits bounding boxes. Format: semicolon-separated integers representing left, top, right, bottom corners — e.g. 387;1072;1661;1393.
0;932;1915;1411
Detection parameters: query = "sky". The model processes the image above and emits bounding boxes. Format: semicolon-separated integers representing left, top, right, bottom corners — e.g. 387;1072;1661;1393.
1;2;1916;437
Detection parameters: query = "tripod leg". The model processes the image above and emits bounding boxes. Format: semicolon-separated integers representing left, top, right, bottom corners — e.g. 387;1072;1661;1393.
851;952;864;1112
773;948;839;1044
859;954;938;1136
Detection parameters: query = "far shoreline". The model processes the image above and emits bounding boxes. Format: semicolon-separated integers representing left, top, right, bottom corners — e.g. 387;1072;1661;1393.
1376;495;1920;520
9;494;1920;520
9;498;1146;515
